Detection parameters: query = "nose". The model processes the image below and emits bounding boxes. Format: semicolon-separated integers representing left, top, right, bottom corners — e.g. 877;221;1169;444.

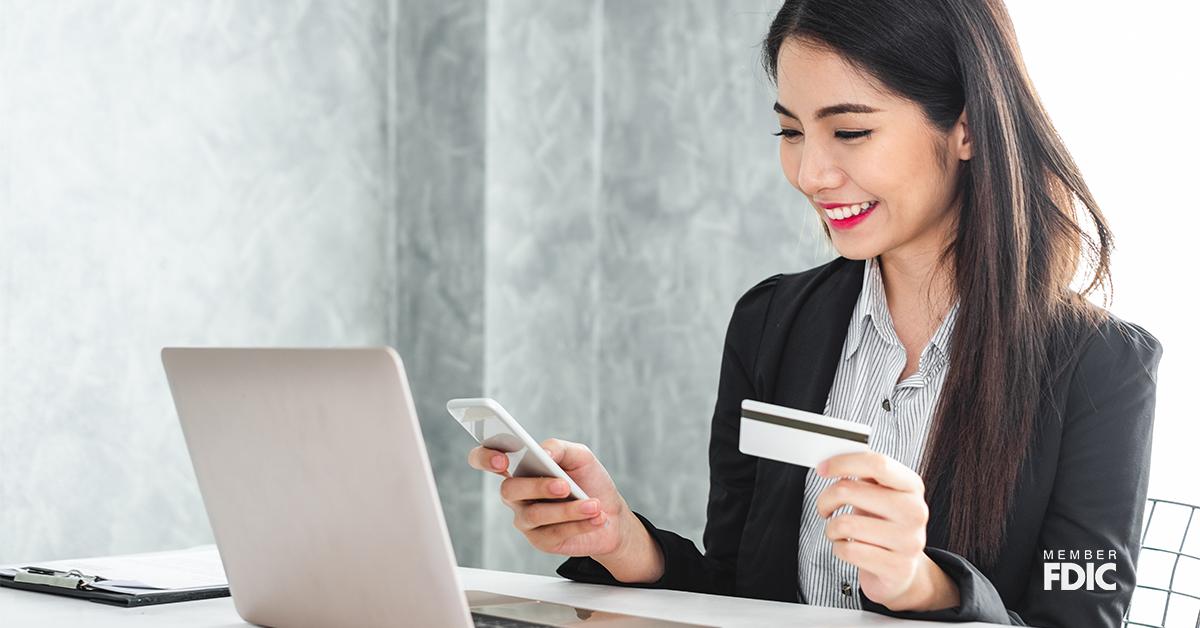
794;139;845;197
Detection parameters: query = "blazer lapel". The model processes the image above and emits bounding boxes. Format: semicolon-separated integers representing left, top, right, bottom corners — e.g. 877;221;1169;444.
736;256;865;602
761;256;865;410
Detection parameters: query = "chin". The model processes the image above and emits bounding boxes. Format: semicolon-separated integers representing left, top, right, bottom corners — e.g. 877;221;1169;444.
829;240;882;261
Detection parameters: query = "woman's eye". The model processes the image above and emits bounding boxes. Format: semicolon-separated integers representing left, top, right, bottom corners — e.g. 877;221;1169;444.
835;130;872;140
772;129;873;142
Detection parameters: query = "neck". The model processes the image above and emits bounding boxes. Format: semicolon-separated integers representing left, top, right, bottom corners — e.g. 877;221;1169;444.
878;248;957;325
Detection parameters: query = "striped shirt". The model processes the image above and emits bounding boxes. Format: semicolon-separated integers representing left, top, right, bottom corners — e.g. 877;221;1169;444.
796;256;960;608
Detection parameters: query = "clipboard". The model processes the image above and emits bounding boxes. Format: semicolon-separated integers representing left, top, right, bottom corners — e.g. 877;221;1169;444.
0;566;229;607
0;548;232;607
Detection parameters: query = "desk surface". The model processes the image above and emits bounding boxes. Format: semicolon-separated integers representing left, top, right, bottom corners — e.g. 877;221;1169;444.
0;549;1007;627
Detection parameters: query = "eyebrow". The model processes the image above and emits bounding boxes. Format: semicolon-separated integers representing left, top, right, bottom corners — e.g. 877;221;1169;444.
773;101;882;120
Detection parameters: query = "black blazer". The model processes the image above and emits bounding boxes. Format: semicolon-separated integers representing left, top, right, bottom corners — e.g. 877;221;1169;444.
558;256;1163;627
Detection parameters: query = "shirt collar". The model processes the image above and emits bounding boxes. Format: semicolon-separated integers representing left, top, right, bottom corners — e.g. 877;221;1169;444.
844;257;960;367
844;256;885;361
921;299;959;373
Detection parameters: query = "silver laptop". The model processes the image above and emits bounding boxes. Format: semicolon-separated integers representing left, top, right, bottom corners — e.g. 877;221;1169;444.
162;348;700;628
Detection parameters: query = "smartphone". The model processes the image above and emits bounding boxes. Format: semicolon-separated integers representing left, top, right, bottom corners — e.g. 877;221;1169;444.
446;397;589;501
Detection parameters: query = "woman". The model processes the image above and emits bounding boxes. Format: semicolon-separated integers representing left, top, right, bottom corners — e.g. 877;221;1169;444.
467;0;1162;625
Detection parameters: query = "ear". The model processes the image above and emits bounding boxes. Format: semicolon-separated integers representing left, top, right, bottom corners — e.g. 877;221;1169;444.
953;109;972;161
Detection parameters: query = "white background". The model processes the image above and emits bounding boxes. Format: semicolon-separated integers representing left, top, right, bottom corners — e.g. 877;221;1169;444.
1007;1;1200;508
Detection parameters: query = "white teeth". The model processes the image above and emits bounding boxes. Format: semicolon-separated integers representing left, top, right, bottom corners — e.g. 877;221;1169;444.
824;201;876;220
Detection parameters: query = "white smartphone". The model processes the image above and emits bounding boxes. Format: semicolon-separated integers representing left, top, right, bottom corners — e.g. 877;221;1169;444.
446;397;589;501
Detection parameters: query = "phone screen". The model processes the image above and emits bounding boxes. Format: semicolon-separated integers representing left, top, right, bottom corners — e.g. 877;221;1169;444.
458;406;526;453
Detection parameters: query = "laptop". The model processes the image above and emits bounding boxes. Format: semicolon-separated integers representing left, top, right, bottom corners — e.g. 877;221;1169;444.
162;348;702;628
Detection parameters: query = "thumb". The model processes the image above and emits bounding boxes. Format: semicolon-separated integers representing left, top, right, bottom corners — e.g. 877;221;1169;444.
541;438;594;472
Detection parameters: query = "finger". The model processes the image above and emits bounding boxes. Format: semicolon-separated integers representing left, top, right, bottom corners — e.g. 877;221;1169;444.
818;452;923;494
816;478;925;526
516;499;602;531
825;513;923;554
849;504;887;519
816;478;896;519
527;512;610;554
846;495;887;519
831;537;906;575
468;446;511;475
541;438;596;473
500;475;573;504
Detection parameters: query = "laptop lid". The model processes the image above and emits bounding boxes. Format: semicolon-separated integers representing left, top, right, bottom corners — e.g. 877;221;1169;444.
162;347;472;628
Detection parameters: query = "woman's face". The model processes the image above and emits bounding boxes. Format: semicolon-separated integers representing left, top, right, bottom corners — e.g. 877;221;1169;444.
774;38;971;262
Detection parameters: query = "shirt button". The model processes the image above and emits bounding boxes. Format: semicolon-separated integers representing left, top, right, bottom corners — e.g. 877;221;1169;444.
881;398;892;412
841;581;853;597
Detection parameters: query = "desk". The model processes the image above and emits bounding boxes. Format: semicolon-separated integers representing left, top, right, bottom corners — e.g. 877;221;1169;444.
0;549;1008;627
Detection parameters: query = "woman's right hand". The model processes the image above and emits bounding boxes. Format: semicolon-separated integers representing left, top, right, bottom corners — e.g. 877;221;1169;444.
467;438;664;582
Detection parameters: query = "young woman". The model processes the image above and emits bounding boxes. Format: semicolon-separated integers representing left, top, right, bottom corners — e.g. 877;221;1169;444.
468;0;1162;625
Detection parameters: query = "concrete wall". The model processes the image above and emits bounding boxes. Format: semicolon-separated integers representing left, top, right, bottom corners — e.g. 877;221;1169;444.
481;0;831;575
0;0;834;576
0;0;416;564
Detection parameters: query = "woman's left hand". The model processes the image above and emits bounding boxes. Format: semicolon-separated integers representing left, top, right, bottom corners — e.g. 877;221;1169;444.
815;451;960;612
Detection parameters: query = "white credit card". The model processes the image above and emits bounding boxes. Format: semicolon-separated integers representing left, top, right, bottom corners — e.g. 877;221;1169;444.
739;399;871;469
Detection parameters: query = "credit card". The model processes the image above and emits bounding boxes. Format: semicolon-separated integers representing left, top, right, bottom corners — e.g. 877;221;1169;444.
739;399;871;469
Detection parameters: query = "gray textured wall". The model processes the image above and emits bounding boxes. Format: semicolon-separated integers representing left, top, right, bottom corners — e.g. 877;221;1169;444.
481;0;832;575
0;0;835;575
0;0;396;563
391;0;488;569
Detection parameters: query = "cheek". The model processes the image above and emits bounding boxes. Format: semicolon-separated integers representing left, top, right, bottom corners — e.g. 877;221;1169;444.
851;144;893;193
848;146;912;218
871;132;940;201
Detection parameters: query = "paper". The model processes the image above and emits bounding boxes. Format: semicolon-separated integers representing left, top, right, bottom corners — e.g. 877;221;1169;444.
3;545;226;591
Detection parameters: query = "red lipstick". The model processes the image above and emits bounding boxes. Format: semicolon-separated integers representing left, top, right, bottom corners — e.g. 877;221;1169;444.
825;201;878;230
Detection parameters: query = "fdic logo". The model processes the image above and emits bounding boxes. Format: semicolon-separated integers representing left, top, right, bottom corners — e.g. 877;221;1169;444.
1043;550;1118;591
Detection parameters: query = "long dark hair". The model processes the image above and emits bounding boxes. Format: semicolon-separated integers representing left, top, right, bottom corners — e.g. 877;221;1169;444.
761;0;1113;567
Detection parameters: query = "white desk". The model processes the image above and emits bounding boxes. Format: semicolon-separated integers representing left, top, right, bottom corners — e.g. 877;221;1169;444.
0;549;1008;627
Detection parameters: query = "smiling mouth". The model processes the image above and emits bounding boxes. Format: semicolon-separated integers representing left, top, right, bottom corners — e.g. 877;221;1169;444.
824;200;878;221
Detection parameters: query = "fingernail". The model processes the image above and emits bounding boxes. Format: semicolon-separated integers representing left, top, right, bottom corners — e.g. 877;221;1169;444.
551;480;568;495
581;500;598;514
491;455;505;470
